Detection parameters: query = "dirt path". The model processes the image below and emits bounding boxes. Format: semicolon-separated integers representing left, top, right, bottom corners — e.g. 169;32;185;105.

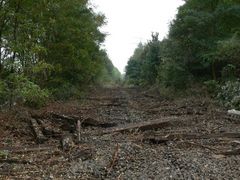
1;87;240;179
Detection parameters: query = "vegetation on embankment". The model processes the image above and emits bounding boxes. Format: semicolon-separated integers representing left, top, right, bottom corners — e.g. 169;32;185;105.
125;0;240;109
0;0;121;108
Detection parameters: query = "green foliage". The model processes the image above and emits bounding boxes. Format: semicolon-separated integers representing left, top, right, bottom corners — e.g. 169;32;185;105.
125;0;240;96
168;0;240;80
217;81;240;109
0;80;7;104
0;0;120;107
5;74;50;108
125;34;161;86
0;150;9;159
125;59;142;85
214;34;240;79
51;82;82;100
97;51;122;85
125;43;145;85
141;33;161;85
221;64;237;80
204;80;219;94
31;61;54;87
20;80;50;108
158;59;191;89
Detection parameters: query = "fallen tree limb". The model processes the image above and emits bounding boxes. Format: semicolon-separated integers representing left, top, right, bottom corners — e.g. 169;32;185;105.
108;143;120;174
51;112;116;128
217;148;240;156
99;102;123;107
182;141;218;151
144;132;240;144
0;145;57;154
102;117;185;134
0;159;31;164
77;120;81;143
85;97;125;101
0;170;39;176
30;118;47;143
38;119;62;138
51;113;76;121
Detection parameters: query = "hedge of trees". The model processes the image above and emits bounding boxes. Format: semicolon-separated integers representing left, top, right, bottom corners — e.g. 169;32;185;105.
0;0;121;108
125;0;240;89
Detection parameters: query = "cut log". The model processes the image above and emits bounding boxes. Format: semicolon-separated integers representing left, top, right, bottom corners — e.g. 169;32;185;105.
102;117;185;134
144;132;240;144
30;118;47;143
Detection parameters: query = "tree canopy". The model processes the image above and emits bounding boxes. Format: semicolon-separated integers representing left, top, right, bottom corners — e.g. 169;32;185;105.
0;0;121;107
125;0;240;89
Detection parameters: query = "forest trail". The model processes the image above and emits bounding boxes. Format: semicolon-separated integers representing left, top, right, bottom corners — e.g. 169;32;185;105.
1;87;240;179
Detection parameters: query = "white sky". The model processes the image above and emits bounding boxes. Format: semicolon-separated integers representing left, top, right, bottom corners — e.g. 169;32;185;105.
91;0;185;73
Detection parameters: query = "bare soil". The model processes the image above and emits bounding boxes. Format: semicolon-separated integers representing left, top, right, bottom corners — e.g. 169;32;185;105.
0;87;240;179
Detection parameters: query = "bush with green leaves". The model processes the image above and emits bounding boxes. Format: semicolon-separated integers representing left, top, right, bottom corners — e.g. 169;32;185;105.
158;59;192;89
5;74;50;108
221;64;237;80
0;80;7;104
20;81;50;108
217;81;240;109
50;81;83;100
204;80;219;94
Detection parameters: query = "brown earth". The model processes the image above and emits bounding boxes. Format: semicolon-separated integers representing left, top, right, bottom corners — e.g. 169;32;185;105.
0;87;240;179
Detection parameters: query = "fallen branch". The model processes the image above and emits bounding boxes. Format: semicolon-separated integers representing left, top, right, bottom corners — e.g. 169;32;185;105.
102;117;186;134
51;112;116;128
38;119;62;138
30;118;47;143
85;97;125;101
108;143;120;174
0;170;39;176
51;113;76;121
217;148;240;156
0;159;31;164
144;132;240;144
0;145;57;154
182;141;218;151
99;102;123;107
77;120;81;143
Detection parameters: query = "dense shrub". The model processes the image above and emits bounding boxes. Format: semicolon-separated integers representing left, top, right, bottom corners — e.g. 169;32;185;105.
158;59;192;89
125;0;240;94
217;81;240;109
50;82;83;100
204;80;219;94
5;74;50;108
0;81;7;105
20;81;50;108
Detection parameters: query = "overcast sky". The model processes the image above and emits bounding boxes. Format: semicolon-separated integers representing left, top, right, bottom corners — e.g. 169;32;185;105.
91;0;185;73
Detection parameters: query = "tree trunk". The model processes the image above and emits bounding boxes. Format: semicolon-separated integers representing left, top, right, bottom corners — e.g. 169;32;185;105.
11;1;21;72
211;60;216;80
